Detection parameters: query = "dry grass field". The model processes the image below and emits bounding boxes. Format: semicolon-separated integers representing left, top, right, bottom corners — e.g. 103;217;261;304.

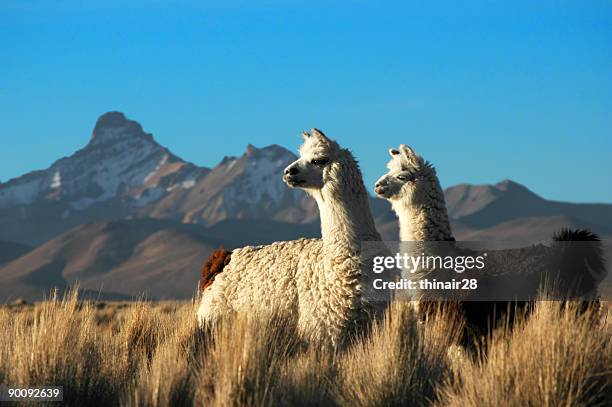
0;291;610;406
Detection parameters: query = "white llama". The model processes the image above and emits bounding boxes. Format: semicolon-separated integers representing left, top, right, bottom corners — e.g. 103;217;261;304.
197;130;384;347
374;145;606;332
375;145;453;243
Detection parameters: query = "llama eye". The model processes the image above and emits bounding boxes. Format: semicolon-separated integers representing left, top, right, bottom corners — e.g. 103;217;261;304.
311;158;328;166
396;175;408;181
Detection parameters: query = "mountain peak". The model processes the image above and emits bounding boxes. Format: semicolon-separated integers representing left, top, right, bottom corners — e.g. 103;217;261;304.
495;179;540;198
262;144;293;155
242;144;295;161
90;111;152;145
94;111;129;127
245;144;258;156
219;155;238;166
496;179;522;189
444;179;544;220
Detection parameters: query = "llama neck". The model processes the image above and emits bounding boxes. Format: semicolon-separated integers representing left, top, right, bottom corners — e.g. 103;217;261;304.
392;177;454;242
309;165;380;346
313;187;380;250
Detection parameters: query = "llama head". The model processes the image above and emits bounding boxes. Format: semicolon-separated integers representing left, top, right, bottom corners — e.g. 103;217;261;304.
374;144;435;203
283;129;351;194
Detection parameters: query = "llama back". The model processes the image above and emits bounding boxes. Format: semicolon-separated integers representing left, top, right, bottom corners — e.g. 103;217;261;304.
197;238;321;325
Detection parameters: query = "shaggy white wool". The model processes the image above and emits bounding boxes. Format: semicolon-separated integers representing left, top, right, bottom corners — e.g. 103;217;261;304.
380;145;453;242
197;238;322;328
197;130;383;347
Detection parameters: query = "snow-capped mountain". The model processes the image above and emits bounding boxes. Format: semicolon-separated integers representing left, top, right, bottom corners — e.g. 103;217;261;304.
0;112;206;244
146;143;317;226
0;112;315;245
0;112;206;212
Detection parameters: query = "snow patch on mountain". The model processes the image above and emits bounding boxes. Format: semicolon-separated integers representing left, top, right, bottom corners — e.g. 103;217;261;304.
144;154;169;183
50;171;61;189
226;159;238;171
181;179;196;189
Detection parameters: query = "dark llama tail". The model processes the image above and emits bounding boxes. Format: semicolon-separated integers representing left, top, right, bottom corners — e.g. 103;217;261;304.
199;248;232;293
551;228;606;298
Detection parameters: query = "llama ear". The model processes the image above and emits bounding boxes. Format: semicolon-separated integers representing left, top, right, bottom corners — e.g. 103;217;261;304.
302;131;310;140
310;128;329;141
389;148;400;157
400;144;421;167
400;145;417;159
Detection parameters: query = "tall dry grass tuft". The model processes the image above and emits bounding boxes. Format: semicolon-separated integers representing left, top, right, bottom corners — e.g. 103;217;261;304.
119;300;165;373
194;310;304;406
438;301;612;407
335;301;464;407
275;349;336;406
126;304;200;407
129;340;194;407
0;289;120;406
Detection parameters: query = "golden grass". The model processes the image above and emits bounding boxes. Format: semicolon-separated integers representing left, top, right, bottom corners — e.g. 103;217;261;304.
0;292;610;407
437;302;612;407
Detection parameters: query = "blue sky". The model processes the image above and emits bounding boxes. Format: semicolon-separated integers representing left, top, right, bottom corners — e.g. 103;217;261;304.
1;0;611;202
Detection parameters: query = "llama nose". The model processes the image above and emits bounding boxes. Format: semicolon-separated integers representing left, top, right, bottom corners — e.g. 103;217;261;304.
285;166;299;176
375;182;386;194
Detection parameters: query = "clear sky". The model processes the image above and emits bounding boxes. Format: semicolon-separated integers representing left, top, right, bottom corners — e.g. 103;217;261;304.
1;0;611;202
